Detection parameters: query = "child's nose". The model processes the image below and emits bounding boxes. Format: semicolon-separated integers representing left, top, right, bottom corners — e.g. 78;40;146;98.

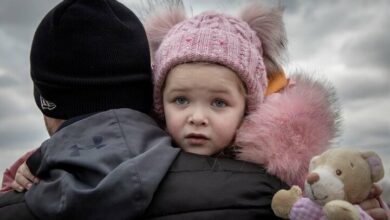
188;108;208;126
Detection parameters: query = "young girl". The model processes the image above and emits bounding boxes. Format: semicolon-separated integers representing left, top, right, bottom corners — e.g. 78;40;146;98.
145;3;388;219
3;2;388;219
146;1;336;187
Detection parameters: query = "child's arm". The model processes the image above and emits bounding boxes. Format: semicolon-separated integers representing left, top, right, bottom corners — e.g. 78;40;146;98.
1;149;38;192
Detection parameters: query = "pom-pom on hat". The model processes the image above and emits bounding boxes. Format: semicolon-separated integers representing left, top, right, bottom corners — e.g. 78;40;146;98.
31;0;153;119
145;2;286;119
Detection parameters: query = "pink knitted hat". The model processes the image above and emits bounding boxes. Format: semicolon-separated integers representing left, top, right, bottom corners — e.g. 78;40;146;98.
145;3;286;118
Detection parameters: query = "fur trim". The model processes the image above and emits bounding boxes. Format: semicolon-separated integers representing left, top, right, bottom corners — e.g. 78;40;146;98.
239;2;287;79
143;0;186;60
235;72;341;188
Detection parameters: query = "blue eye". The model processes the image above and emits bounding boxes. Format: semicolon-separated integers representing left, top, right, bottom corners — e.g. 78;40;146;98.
212;99;226;108
175;96;189;105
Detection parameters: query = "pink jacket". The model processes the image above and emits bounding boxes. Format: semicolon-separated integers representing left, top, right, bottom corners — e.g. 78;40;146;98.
236;73;340;188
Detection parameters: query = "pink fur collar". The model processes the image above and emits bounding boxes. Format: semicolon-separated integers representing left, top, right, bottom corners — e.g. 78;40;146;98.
235;72;341;188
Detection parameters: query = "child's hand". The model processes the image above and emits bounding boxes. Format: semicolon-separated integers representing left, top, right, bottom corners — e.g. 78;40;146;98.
11;162;39;192
359;184;389;220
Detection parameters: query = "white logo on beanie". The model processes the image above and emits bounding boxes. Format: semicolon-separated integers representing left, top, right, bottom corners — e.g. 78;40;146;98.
40;96;56;110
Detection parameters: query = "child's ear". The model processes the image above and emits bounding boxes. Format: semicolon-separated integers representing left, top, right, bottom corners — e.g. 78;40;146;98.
144;4;186;60
239;2;287;80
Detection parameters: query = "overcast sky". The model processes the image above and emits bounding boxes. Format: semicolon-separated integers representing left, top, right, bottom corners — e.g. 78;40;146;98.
0;0;389;199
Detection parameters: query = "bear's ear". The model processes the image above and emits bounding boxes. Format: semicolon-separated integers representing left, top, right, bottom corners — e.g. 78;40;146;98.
361;151;384;182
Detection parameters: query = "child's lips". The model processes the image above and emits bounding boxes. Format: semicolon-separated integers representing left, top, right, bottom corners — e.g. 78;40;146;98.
185;133;209;145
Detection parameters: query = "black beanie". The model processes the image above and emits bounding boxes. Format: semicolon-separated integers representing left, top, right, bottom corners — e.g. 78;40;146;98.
31;0;153;119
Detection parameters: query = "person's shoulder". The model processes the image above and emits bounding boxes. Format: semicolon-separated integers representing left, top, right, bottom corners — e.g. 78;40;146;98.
171;151;286;183
168;152;290;190
94;108;156;124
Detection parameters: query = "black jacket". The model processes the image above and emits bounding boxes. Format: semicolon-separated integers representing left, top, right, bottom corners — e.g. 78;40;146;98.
0;151;288;220
0;109;180;220
145;152;289;220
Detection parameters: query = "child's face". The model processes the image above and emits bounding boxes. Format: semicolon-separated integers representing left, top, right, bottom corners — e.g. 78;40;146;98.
163;63;246;156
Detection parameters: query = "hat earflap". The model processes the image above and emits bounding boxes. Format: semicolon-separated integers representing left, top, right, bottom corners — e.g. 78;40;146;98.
144;3;186;61
239;2;287;80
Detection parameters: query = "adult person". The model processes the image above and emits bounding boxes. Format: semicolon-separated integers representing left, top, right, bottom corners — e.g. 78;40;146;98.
0;0;180;219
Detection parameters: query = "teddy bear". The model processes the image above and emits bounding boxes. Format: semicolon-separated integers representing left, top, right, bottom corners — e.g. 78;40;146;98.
271;148;384;220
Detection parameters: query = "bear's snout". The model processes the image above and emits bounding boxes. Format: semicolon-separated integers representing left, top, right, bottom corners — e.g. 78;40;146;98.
306;172;320;185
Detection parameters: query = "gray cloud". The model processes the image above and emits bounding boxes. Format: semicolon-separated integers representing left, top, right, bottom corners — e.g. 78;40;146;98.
0;114;47;149
0;74;19;87
0;0;60;26
342;28;390;69
284;0;390;60
334;70;390;102
381;178;390;204
0;90;35;117
0;29;30;78
339;96;390;150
